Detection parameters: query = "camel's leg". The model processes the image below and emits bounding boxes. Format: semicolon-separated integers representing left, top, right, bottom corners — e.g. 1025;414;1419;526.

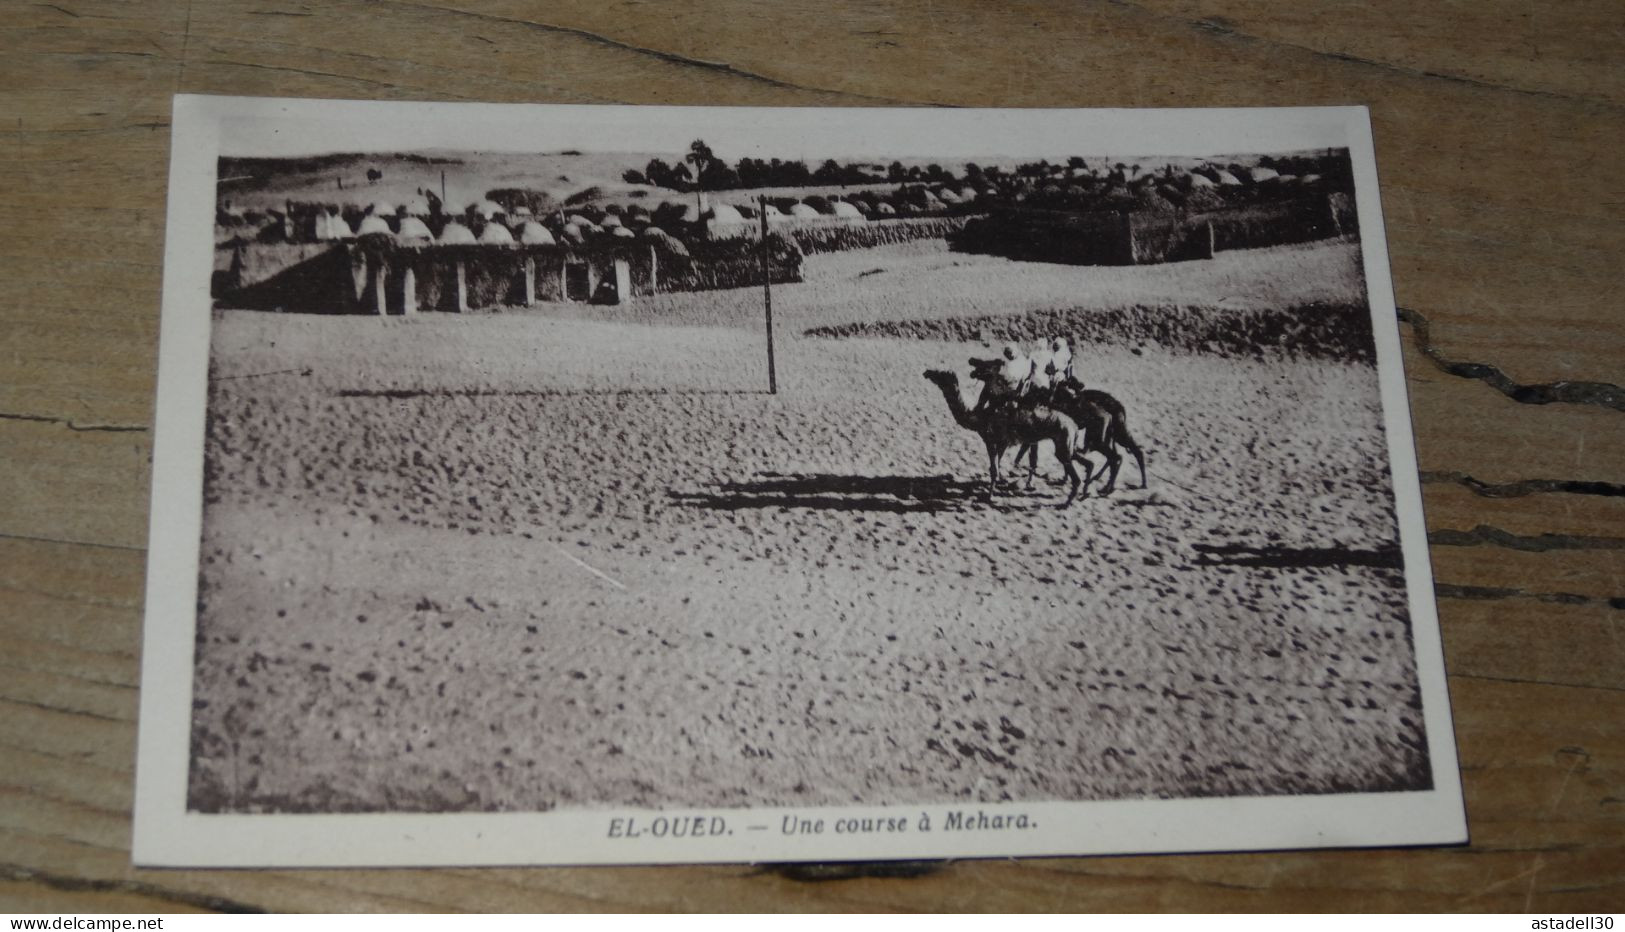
984;438;1001;500
1075;451;1101;494
1085;415;1120;495
1072;420;1105;497
1023;442;1040;489
1111;422;1148;489
1005;443;1024;487
1099;447;1124;495
1057;441;1082;507
994;444;1021;489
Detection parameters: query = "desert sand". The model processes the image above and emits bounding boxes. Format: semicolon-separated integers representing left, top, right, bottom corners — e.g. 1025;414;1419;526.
188;240;1427;813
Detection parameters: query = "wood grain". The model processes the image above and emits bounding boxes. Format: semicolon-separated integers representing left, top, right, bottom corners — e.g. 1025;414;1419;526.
2;0;1621;912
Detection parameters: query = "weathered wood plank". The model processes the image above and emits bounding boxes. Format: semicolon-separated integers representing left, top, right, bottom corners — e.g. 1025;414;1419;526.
0;421;153;551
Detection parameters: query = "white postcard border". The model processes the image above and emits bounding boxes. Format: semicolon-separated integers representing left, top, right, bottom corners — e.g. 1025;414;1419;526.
133;95;1467;867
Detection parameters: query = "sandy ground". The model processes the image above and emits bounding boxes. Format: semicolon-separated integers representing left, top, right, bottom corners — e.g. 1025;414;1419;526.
189;248;1427;813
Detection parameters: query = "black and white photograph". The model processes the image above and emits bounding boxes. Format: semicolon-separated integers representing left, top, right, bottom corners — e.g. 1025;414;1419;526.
134;97;1464;867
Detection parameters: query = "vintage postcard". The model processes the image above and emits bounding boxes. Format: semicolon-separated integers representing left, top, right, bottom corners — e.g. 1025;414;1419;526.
133;95;1466;866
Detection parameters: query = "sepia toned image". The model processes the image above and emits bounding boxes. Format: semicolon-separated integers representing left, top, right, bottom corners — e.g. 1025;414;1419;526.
137;98;1463;866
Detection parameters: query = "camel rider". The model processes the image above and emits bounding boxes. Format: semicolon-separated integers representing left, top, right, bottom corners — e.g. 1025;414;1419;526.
976;343;1035;411
1044;336;1076;388
1026;345;1053;395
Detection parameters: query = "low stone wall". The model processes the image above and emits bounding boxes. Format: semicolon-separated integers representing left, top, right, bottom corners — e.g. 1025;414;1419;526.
212;236;794;314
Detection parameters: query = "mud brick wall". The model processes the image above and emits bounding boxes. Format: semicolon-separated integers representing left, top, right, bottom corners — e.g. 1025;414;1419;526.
213;243;364;313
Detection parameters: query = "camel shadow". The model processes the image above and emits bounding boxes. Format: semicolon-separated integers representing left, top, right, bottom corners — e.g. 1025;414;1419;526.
669;472;1053;514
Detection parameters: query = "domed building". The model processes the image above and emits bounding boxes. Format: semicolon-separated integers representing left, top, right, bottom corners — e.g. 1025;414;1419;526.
519;221;556;245
396;217;433;241
710;203;745;224
789;203;820;219
642;227;690;257
437;222;477;244
830;201;864;220
316;210;351;240
478;222;515;244
356;215;394;236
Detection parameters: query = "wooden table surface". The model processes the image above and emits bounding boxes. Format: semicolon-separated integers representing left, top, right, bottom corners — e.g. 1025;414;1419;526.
3;0;1621;913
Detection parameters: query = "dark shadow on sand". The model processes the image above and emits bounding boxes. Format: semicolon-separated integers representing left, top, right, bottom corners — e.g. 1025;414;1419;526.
669;472;1064;514
1192;542;1404;570
336;387;767;399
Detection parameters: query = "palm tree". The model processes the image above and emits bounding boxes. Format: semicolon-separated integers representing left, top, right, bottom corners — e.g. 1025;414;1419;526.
687;139;715;213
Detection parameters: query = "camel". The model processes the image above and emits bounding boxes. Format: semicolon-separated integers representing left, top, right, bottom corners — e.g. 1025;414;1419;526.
923;369;1083;506
968;358;1148;495
1033;381;1148;494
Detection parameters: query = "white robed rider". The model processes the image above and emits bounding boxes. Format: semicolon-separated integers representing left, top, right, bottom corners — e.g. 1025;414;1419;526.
1044;336;1076;389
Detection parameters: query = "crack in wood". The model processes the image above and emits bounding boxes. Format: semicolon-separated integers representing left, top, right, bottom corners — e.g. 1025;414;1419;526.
1436;583;1624;609
191;57;421;92
0;531;145;553
1119;3;1622;111
1;695;131;725
188;37;626;104
0;862;266;913
1398;307;1625;412
1429;525;1625;553
378;1;927;106
0;776;136;822
0;412;148;433
0;739;128;773
1451;672;1625;695
758;860;946;882
0;656;139;692
1420;471;1625;499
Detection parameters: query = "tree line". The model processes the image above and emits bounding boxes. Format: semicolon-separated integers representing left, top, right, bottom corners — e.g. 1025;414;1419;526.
624;140;974;192
620;140;1354;197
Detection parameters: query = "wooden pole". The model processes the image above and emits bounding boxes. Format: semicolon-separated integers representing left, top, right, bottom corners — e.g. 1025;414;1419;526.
759;195;778;395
